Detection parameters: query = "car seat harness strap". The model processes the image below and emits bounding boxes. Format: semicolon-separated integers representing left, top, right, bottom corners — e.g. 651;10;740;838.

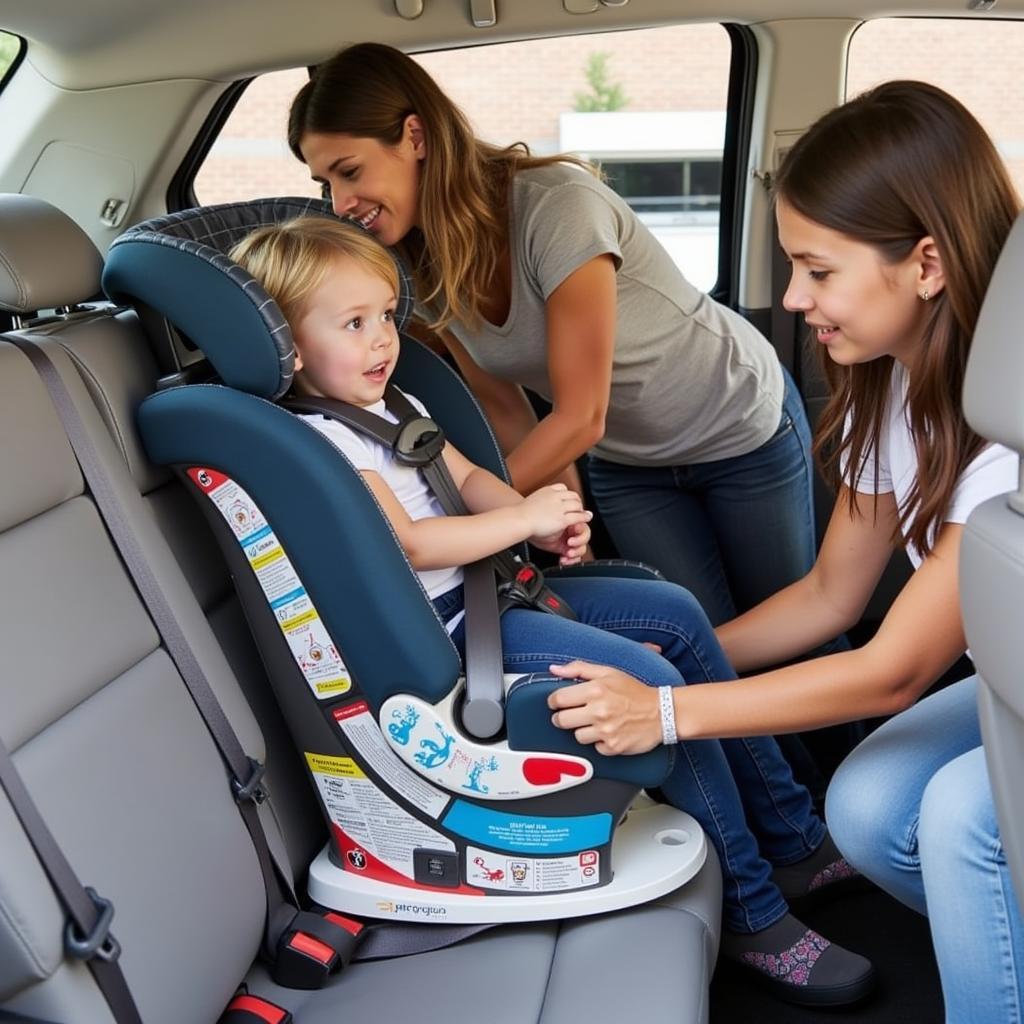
284;387;576;620
285;387;576;740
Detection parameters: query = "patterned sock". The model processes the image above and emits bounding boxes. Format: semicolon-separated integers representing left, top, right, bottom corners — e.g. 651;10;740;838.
772;832;860;900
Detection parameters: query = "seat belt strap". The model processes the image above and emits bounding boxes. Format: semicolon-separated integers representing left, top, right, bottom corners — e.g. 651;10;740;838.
0;739;143;1024
6;334;297;960
6;335;497;986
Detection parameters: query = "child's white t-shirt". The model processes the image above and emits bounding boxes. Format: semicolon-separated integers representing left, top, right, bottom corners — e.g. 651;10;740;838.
845;363;1018;569
300;390;464;600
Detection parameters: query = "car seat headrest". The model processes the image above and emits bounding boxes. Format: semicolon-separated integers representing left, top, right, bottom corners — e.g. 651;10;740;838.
102;197;415;401
0;193;103;314
965;210;1024;456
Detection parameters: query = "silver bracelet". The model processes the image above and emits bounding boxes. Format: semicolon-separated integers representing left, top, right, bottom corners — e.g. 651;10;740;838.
657;685;677;746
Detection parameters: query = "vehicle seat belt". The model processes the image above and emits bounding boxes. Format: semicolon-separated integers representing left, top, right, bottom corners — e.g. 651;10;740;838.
6;334;493;987
0;738;143;1024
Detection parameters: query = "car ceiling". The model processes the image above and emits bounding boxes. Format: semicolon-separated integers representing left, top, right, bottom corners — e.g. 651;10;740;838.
4;0;1024;89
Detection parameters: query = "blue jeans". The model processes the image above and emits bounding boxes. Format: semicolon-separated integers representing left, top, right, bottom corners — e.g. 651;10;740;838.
435;574;825;932
587;366;815;627
826;676;1024;1024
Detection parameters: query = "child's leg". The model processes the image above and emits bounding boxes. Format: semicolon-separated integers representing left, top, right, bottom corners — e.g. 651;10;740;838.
495;577;782;937
457;576;873;1004
542;576;827;886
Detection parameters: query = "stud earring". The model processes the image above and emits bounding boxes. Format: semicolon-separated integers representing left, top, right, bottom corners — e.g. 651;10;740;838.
921;290;930;301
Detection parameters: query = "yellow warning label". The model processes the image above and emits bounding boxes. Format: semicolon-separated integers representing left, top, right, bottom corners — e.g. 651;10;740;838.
314;678;352;695
279;608;318;632
250;546;285;571
305;752;365;778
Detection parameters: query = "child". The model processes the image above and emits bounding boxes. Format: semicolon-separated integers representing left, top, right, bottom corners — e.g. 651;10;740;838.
546;81;1021;1023
230;216;874;1007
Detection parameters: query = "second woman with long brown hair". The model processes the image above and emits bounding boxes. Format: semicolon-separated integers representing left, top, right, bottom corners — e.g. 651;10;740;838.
547;80;1022;1022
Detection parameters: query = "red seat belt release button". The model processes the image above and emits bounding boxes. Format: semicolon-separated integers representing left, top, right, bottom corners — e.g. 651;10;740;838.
219;993;293;1023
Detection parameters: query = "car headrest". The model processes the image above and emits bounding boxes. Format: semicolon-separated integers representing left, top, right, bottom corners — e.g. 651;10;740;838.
964;211;1024;456
102;197;415;401
0;193;104;314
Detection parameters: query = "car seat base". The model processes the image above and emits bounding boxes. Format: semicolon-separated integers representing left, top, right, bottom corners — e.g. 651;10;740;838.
307;800;705;923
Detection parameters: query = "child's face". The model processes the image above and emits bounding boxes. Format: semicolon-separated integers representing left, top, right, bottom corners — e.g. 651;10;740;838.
292;255;399;406
776;198;930;367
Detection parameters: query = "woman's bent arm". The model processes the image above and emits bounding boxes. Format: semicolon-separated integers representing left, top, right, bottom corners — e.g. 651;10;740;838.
716;487;897;672
548;520;968;752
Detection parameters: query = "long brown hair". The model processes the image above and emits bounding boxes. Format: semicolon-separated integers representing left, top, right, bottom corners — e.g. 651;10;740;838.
774;80;1019;556
288;42;592;333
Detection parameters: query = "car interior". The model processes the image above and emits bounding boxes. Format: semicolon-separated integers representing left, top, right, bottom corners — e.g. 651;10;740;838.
0;2;1022;1023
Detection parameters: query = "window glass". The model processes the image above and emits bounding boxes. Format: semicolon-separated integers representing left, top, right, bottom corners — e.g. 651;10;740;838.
0;31;21;83
848;19;1024;195
195;25;731;292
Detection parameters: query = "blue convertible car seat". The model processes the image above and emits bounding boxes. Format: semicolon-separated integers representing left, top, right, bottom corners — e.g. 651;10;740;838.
102;198;705;923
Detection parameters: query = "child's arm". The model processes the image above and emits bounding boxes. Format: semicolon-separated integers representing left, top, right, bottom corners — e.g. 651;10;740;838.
441;441;592;564
359;469;591;571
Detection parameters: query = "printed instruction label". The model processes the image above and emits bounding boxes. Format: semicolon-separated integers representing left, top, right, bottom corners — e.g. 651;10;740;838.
465;845;601;892
333;701;450;818
188;468;351;699
305;751;454;879
442;800;612;854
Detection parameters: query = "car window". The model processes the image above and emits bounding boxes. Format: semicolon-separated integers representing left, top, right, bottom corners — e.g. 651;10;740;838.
194;25;732;293
0;31;22;87
848;18;1024;195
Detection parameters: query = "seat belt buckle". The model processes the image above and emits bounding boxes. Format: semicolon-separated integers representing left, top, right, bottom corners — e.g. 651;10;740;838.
503;562;545;604
64;886;121;964
271;911;364;989
219;993;293;1023
232;757;269;805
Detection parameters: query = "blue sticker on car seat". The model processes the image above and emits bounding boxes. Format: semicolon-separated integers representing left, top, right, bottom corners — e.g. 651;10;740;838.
442;801;611;853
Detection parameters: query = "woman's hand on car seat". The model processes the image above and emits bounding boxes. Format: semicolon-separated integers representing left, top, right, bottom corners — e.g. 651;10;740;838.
546;660;665;755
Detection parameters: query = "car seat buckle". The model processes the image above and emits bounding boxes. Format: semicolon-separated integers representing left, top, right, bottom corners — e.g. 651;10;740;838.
232;757;269;804
271;910;363;989
64;886;121;964
393;414;445;466
219;993;293;1023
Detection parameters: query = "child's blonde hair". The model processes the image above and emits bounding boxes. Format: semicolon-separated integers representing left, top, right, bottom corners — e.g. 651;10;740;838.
230;216;400;327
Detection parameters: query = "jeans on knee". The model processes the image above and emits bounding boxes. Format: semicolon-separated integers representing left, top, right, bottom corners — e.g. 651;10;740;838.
826;676;1024;1023
437;574;825;932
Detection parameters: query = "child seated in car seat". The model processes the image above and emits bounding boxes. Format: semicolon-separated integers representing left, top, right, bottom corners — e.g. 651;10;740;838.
230;217;874;1008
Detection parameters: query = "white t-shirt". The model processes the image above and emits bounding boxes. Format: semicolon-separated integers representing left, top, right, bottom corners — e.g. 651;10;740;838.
300;389;464;599
844;363;1017;569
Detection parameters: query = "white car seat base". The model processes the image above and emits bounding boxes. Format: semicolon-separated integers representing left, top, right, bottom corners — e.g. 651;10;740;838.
308;802;706;923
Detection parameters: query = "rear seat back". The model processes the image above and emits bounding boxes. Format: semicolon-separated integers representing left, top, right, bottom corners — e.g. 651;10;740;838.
0;195;290;1022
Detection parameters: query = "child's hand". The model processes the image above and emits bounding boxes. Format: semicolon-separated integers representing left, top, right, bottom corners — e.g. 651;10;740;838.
520;484;593;545
533;520;592;566
523;485;593;564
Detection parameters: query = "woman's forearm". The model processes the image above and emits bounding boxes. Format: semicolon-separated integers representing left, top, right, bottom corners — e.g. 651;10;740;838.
715;573;855;673
676;645;913;740
506;409;602;494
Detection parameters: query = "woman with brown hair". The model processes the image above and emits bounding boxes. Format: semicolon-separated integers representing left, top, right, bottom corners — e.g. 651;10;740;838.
287;41;822;633
285;43;878;1008
548;80;1022;1022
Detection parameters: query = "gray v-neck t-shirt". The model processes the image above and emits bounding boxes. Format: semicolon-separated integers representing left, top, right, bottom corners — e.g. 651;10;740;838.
447;162;784;466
